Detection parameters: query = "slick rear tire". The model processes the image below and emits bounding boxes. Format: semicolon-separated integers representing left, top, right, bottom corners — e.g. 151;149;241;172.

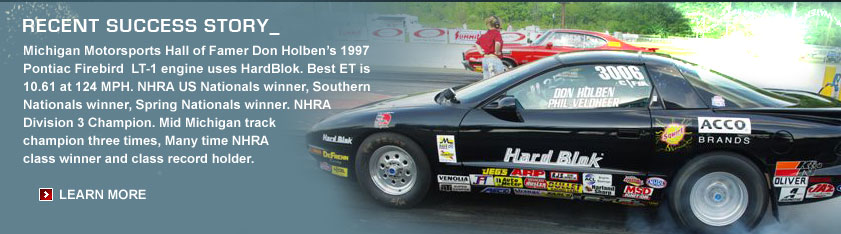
667;152;767;233
356;133;431;208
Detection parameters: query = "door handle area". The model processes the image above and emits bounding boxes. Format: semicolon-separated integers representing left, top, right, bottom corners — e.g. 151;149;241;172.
616;129;641;139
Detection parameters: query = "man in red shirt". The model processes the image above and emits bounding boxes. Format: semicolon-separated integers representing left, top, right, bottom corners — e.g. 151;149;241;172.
474;16;506;79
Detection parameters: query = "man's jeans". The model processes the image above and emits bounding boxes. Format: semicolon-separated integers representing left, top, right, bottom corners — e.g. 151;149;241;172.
482;57;506;79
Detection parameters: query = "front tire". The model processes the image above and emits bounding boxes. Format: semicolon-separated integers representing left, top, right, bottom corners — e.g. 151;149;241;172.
356;133;431;208
667;152;768;233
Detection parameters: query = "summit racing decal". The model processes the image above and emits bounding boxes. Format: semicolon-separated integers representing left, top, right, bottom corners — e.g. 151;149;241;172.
805;183;834;198
697;117;751;134
504;148;603;168
510;169;546;178
436;135;457;163
322;134;352;144
374;112;393;128
775;161;822;177
437;175;469;184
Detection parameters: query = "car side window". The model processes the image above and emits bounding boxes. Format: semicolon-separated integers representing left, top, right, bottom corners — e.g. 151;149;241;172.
549;33;607;48
505;64;652;110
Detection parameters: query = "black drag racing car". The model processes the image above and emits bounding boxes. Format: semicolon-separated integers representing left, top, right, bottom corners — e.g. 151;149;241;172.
306;51;841;232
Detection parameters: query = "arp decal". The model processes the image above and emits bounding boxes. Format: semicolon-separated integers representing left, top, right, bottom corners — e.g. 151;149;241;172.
549;171;578;182
779;187;806;202
510;169;546;178
482;168;508;176
504;148;603;168
493;176;524;188
436;135;457;163
439;184;470;192
322;134;352;144
697;117;751;134
622;186;653;200
331;165;348;177
437;175;469;184
623;176;643;187
469;174;495;186
547;181;582;193
374;112;393;128
480;187;511;195
524;178;548;189
775;161;822;177
646;177;667;189
805;183;834;198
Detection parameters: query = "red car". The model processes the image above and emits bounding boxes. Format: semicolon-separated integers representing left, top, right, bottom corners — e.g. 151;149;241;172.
462;29;656;72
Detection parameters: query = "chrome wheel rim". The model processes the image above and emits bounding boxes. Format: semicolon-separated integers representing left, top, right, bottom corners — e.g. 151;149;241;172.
689;172;749;227
369;145;416;196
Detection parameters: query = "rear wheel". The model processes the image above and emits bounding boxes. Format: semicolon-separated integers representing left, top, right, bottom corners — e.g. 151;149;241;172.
667;152;767;233
356;133;431;208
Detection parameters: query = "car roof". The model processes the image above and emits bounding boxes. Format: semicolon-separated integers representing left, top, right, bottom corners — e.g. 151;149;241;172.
546;29;618;40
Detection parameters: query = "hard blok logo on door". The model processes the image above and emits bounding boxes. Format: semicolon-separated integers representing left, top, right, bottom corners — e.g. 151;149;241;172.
698;117;751;134
436;135;457;163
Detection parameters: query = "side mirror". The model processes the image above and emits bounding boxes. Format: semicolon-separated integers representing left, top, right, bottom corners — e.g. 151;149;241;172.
545;42;553;49
484;96;523;122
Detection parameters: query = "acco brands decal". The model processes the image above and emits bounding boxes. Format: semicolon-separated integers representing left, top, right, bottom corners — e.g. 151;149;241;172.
697;117;751;134
504;148;603;168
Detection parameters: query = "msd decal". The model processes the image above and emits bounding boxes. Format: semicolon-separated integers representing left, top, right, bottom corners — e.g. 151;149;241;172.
623;186;653;200
436;135;457;163
510;169;546;178
550;171;578;182
504;148;603;168
805;183;834;198
697;117;751;134
374;112;393;128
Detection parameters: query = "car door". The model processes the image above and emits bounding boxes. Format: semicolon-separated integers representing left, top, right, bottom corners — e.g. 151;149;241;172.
457;63;656;178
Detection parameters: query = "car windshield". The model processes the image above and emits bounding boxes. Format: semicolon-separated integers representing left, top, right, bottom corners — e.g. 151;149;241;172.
455;58;557;103
675;60;798;108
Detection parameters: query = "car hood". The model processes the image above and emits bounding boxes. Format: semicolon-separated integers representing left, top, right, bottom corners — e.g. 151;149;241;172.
350;90;440;112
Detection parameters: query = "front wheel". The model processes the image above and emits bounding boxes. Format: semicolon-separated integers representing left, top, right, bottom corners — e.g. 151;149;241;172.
356;133;431;208
667;152;768;233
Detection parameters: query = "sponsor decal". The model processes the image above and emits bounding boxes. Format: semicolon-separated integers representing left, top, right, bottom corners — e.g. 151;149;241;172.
809;177;832;183
439;183;471;192
582;195;609;202
584;185;615;196
413;28;445;38
773;176;808;187
319;161;331;171
470;174;495;186
482;168;508;176
436;135;458;163
583;173;612;186
437;175;469;184
775;161;822;177
513;188;544;197
838;184;841;193
697;117;751;134
331;165;348;177
697;135;750;145
623;176;644;187
374;112;393;128
322;134;353;144
545;191;574;200
480;187;511;194
494;176;524;188
322;151;349;161
711;96;726;107
372;28;403;38
510;169;546;178
614;198;645;206
779;187;806;202
550;171;578;182
547;181;582;193
805;183;834;198
504;147;603;168
646;177;668;189
524;178;548;189
623;185;653;200
308;145;323;155
655;119;694;152
607;41;621;47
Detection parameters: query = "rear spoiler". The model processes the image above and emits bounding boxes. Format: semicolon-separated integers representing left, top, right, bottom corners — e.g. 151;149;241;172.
717;108;841;124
